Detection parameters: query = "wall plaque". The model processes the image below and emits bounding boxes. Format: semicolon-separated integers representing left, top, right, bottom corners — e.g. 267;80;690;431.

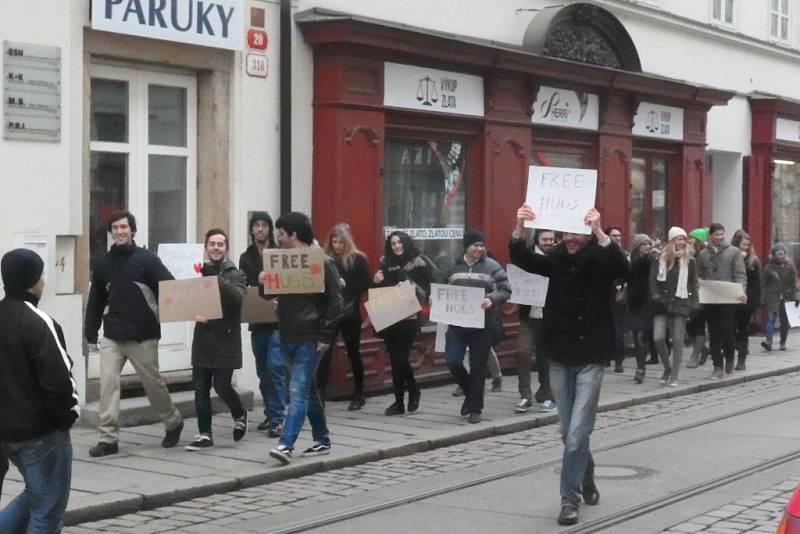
3;41;61;142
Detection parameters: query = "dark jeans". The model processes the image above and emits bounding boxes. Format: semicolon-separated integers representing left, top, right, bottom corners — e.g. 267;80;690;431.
317;312;365;399
192;367;245;435
765;302;791;346
383;321;419;404
445;328;491;414
251;328;285;426
0;431;72;534
632;328;649;370
734;305;755;357
612;302;626;363
706;304;736;368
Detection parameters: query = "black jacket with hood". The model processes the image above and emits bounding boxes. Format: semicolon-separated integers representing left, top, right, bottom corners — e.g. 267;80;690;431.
239;211;279;332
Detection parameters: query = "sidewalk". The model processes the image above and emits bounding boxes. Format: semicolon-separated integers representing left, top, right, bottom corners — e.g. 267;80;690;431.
3;337;799;526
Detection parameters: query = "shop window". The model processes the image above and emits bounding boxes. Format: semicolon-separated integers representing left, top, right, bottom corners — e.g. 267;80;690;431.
712;0;734;25
532;150;586;169
770;0;789;41
383;138;467;269
630;155;669;242
772;160;800;269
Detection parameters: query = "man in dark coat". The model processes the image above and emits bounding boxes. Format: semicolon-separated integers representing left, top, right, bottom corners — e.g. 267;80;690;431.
510;204;628;526
0;249;79;532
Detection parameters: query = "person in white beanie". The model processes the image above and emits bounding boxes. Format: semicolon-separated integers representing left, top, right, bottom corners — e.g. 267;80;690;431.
649;227;699;386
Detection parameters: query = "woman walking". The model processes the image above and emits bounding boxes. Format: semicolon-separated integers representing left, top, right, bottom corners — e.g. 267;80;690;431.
761;244;798;352
650;227;699;386
317;224;372;410
626;234;654;384
373;231;432;416
731;231;761;370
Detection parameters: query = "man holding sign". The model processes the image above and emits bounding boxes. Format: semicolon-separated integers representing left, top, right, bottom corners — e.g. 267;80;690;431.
510;204;628;526
259;212;342;465
436;229;511;424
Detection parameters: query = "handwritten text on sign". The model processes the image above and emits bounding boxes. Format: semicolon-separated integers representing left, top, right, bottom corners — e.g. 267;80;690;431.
262;248;325;294
507;264;549;307
158;243;204;280
524;166;597;235
429;283;485;329
364;282;421;333
158;276;222;323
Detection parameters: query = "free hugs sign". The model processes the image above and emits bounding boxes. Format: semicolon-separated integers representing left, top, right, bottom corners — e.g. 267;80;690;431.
524;166;597;235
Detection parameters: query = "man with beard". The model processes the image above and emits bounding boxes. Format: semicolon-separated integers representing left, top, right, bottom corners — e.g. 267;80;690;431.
510;204;628;526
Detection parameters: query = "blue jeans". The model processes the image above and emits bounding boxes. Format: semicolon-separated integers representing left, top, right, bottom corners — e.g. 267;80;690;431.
549;363;604;506
765;303;790;345
445;328;491;414
251;328;285;425
0;431;72;534
279;341;330;450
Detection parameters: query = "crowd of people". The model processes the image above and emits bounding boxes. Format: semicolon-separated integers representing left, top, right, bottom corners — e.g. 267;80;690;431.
0;204;797;530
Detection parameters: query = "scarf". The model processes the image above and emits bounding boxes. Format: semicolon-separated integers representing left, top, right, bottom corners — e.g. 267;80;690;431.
657;250;689;299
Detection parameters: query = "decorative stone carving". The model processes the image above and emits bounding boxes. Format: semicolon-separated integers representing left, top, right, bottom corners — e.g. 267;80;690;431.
544;26;622;69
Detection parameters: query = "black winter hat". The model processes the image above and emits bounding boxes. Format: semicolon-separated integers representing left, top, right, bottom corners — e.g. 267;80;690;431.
2;248;44;292
463;228;485;250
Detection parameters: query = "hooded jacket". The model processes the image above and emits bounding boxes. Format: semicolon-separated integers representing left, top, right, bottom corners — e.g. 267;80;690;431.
239;243;279;331
762;258;798;312
0;290;79;442
84;243;174;343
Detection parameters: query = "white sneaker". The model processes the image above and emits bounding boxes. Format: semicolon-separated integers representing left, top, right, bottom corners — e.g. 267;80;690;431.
669;380;678;387
539;400;557;412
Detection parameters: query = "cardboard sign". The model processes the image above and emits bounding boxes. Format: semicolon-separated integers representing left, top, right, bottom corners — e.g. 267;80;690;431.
698;280;745;304
158;243;204;280
507;264;549;307
241;287;278;324
785;301;800;328
524;166;598;234
365;282;421;333
261;248;325;294
158;276;222;323
429;283;485;329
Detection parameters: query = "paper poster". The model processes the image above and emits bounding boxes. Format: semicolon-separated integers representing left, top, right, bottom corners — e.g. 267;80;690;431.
429;283;485;329
507;264;549;307
434;322;449;353
524;166;598;234
785;301;800;328
365;282;421;333
698;280;745;304
158;243;204;280
158;276;222;323
261;248;325;294
241;287;278;324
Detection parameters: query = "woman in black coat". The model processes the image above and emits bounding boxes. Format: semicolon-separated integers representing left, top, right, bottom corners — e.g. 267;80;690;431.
731;231;761;370
626;234;654;384
317;223;372;410
373;231;432;416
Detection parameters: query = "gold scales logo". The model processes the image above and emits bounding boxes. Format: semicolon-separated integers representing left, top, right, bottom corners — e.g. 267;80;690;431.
645;109;672;135
416;75;458;109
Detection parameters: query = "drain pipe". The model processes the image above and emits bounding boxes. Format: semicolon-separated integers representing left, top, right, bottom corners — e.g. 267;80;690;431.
279;0;292;214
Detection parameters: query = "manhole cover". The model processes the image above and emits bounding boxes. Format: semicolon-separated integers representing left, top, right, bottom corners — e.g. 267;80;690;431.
555;464;655;480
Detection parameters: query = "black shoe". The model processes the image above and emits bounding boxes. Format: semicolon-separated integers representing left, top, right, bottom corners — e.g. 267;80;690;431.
185;434;214;451
582;483;600;505
460;398;470;416
780;342;787;351
267;422;283;438
468;412;481;424
761;340;772;352
162;421;184;448
724;358;735;375
646;357;660;365
269;445;292;465
257;418;271;431
233;411;248;442
613;362;624;373
734;358;746;371
407;390;421;413
347;395;366;411
302;441;331;457
384;402;405;416
634;368;645;384
89;441;118;458
698;346;709;366
557;503;579;525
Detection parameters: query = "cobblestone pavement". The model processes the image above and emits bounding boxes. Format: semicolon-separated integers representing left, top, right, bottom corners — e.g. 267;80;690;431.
62;371;800;533
661;477;799;533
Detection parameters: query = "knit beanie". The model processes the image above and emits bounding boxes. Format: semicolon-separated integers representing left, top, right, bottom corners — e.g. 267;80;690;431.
463;228;485;250
2;248;44;292
668;226;687;242
689;227;709;242
630;234;651;253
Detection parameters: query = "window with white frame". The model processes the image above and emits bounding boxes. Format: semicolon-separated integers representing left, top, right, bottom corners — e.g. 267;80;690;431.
712;0;734;25
770;0;789;41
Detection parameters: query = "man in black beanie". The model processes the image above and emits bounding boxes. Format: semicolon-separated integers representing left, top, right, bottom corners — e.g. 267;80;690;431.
439;229;511;424
0;248;78;532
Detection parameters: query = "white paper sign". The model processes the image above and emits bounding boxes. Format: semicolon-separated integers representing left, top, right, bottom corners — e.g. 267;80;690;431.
633;102;684;141
434;322;448;353
785;301;800;328
507;264;549;307
383;62;484;117
429;283;485;329
532;86;599;131
698;280;745;304
158;243;204;280
524;166;597;234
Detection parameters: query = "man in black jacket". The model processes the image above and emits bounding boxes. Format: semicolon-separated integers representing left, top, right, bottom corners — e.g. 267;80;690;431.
510;204;628;526
239;211;285;436
84;210;183;457
259;212;342;465
0;249;78;532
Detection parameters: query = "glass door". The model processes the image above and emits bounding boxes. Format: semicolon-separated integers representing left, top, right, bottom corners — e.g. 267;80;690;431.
629;154;669;242
89;65;197;377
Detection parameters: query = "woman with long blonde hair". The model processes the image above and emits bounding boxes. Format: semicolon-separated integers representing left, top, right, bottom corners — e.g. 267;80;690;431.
318;224;371;410
730;230;761;369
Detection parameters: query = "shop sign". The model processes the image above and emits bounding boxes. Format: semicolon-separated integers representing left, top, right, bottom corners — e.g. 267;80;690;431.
633;102;683;141
383;62;484;117
775;117;800;143
532;86;599;131
3;41;61;142
91;0;244;51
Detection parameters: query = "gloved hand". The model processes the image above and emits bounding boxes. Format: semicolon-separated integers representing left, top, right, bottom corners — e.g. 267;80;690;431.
200;263;219;277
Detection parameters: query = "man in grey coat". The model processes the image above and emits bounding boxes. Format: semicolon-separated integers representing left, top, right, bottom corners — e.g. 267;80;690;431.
696;222;746;378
